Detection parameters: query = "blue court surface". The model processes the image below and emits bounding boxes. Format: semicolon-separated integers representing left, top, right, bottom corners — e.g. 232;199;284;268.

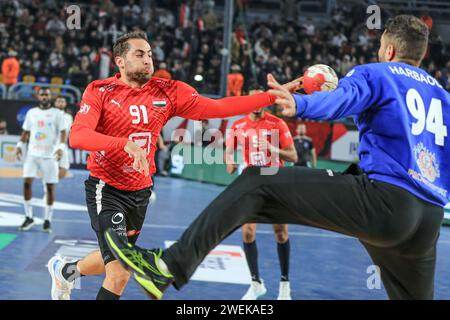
0;170;449;300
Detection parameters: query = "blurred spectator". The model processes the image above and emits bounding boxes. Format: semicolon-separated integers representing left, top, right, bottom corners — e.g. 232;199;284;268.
227;64;244;97
100;0;117;18
435;70;447;89
293;123;316;168
420;11;433;31
1;50;20;86
152;39;165;62
202;6;218;31
280;0;297;23
331;31;348;47
303;18;315;36
171;60;187;82
0;118;8;135
69;56;92;88
95;47;113;79
123;0;142;21
0;0;446;96
154;62;172;80
45;15;66;35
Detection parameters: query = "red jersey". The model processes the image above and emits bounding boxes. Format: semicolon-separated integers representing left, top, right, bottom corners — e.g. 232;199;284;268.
226;112;293;168
70;74;275;191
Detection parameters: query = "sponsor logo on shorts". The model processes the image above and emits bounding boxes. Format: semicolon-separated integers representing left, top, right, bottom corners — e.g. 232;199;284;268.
111;212;124;224
112;225;127;237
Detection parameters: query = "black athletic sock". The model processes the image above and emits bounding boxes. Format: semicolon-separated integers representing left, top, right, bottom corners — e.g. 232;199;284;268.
61;261;84;281
96;286;120;300
277;239;290;281
243;241;260;283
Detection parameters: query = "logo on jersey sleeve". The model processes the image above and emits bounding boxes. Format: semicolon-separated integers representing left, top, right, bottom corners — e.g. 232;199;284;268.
79;103;91;114
152;99;167;108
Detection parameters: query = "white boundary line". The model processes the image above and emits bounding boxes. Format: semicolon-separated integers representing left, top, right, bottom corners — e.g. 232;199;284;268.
50;218;450;244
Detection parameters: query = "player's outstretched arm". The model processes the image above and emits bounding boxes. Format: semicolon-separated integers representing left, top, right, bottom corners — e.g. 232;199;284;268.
174;76;302;120
268;67;377;120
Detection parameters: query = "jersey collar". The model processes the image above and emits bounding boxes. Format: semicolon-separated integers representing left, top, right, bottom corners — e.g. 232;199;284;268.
113;73;152;89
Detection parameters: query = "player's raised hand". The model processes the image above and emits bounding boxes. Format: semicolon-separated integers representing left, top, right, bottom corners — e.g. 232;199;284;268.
226;163;238;174
267;74;297;117
15;146;22;161
54;149;63;161
124;141;150;176
282;76;304;93
257;137;273;153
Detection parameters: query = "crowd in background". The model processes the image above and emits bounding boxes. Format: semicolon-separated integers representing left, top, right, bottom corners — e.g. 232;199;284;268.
0;0;448;96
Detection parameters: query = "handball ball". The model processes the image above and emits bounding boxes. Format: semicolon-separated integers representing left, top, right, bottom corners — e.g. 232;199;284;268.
303;64;338;94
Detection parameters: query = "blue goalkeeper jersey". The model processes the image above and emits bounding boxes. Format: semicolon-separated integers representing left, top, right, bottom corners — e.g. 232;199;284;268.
294;62;449;207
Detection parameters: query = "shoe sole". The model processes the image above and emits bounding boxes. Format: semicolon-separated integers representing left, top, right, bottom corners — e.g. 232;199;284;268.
134;273;162;300
18;221;35;231
47;256;60;300
105;232;163;300
242;289;267;300
256;290;267;299
43;228;52;233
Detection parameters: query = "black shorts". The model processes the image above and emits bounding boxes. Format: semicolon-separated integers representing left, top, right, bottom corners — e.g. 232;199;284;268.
85;176;151;265
164;165;444;299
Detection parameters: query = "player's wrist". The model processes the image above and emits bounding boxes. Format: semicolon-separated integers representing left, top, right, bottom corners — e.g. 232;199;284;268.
57;143;66;151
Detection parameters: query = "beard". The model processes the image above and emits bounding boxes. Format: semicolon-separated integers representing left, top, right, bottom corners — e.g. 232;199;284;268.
126;70;152;84
39;101;51;109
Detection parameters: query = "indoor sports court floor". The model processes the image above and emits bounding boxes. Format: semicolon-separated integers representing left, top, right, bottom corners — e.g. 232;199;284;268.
0;170;449;300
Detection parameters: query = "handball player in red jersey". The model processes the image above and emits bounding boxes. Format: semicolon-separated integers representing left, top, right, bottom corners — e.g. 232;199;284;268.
46;30;301;300
225;86;297;300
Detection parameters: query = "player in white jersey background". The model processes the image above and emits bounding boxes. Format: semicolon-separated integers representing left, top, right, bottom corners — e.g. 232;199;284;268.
54;96;73;179
15;88;67;232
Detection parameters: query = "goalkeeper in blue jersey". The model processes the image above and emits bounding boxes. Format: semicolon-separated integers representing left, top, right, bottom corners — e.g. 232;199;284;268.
105;15;449;300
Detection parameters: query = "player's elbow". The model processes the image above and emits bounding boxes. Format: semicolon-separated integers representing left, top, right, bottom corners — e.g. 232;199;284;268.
68;125;84;149
287;152;298;163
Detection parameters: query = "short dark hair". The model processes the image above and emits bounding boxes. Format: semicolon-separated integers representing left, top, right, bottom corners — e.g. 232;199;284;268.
38;87;51;94
55;95;66;101
384;15;429;63
113;30;149;58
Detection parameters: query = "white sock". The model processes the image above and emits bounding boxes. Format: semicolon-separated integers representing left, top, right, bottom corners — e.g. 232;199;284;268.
24;200;33;218
45;205;54;221
42;181;48;204
157;258;171;275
